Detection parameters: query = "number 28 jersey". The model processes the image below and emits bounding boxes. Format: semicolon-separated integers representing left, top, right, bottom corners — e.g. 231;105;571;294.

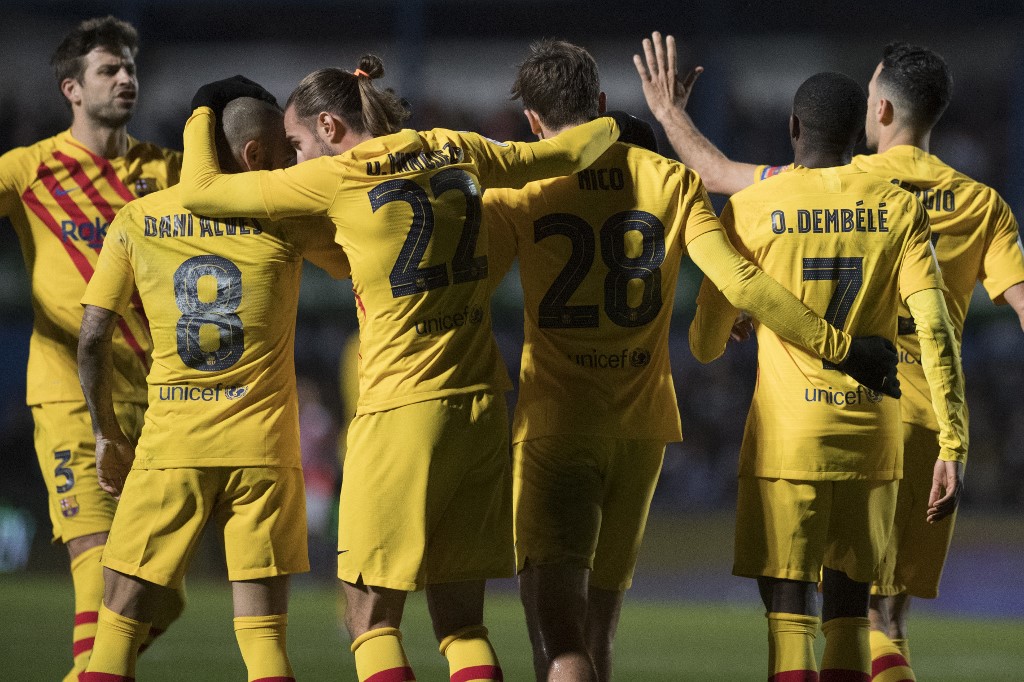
484;143;721;443
721;166;942;480
82;185;349;469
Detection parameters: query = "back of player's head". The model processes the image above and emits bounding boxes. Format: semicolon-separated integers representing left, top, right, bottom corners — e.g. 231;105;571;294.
511;39;601;129
792;72;867;153
286;55;410;137
217;97;285;173
51;16;138;86
876;41;952;130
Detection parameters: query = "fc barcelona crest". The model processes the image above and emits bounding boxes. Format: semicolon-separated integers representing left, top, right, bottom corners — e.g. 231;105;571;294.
60;496;80;518
134;177;157;196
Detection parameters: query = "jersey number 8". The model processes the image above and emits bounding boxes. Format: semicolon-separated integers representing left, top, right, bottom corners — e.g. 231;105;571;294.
174;255;244;371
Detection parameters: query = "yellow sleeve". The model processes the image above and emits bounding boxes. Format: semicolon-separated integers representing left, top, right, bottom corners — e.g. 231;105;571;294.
687;228;851;364
0;147;29;217
898;202;944;302
468;117;619;190
688;275;738;363
980;195;1024;304
285;217;351;280
180;107;338;219
481;188;520;287
905;287;968;464
81;206;137;316
679;177;725;246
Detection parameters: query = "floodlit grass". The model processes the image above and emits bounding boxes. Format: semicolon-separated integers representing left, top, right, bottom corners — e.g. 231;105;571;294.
4;574;1024;680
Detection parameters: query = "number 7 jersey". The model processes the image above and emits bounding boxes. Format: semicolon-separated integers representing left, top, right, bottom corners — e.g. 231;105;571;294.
716;165;942;479
483;143;722;443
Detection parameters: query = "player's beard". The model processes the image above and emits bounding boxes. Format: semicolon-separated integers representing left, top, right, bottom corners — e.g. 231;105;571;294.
88;98;135;129
317;136;335;159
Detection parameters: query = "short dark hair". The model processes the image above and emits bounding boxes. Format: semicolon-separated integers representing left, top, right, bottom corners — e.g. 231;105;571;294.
511;39;600;130
286;54;410;137
876;41;952;130
51;16;138;86
793;72;867;153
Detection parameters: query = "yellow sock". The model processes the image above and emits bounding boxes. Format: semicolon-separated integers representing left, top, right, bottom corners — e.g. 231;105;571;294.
139;585;186;655
439;625;502;681
821;616;870;681
81;603;150;681
351;627;415;681
890;637;910;664
869;629;915;681
234;614;295;682
766;612;819;681
66;545;105;681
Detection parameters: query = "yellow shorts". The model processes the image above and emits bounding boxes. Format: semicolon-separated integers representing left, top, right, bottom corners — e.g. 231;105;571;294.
103;466;308;588
338;392;513;591
32;401;145;543
734;476;898;584
873;423;955;598
514;435;665;591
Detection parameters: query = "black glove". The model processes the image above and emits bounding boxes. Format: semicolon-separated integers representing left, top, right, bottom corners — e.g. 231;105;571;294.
191;75;278;117
603;110;659;154
837;336;901;398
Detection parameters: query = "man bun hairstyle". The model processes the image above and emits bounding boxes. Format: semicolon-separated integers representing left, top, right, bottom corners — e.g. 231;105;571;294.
51;15;138;86
286;54;410;137
792;71;867;154
511;39;601;130
876;41;953;130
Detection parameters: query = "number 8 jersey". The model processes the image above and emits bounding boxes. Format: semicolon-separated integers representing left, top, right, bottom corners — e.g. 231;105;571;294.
82;185;350;469
706;165;942;480
483;143;722;444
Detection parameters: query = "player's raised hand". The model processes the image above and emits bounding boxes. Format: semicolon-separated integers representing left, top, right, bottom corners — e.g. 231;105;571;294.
837;336;901;398
927;458;963;523
633;32;704;119
730;312;754;343
95;433;136;498
190;75;278;117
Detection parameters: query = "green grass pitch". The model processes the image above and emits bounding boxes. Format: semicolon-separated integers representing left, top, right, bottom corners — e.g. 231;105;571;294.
3;574;1024;680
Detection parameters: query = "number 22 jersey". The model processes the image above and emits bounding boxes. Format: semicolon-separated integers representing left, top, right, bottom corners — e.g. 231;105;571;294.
82;185;349;469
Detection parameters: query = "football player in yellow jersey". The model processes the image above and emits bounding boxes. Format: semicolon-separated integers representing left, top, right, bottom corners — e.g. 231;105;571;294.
687;72;968;682
483;40;902;682
0;16;184;678
636;32;1024;681
176;61;636;682
77;94;350;682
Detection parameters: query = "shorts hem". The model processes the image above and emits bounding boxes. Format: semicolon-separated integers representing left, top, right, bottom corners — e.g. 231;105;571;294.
733;566;819;583
228;565;310;582
338;570;420;592
102;556;180;589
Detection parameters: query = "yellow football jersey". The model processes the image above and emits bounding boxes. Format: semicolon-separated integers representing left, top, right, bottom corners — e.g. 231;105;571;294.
484;142;720;443
0;130;180;405
181;108;620;414
82;185;349;469
852;146;1024;430
704;165;942;480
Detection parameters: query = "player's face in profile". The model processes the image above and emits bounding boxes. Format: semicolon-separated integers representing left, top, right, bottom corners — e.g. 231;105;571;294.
864;61;884;151
74;47;138;128
284;105;334;163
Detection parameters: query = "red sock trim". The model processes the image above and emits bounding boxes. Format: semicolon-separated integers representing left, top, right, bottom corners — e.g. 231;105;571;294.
75;611;100;626
451;665;503;681
365;667;416;682
73;637;96;656
871;653;910;676
79;674;134;681
820;671;869;682
771;672;819;682
251;678;297;682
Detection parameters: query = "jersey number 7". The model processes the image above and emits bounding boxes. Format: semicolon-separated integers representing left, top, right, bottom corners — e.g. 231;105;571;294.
802;256;864;369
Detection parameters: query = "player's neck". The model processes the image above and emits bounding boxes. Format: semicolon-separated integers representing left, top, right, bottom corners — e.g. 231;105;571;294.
70;117;130;159
793;148;851;169
876;125;931;154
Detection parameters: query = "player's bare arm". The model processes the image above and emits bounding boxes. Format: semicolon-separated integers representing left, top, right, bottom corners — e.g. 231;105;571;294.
78;304;135;497
633;31;757;196
1002;281;1024;333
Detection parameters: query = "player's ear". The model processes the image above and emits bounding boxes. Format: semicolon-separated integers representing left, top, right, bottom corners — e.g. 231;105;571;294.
597;92;607;115
317;111;347;144
61;78;82;106
523;109;544;139
789;113;800;144
877;97;895;127
240;138;262;172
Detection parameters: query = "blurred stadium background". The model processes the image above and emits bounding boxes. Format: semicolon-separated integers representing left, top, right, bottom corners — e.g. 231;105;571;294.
1;1;1023;679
